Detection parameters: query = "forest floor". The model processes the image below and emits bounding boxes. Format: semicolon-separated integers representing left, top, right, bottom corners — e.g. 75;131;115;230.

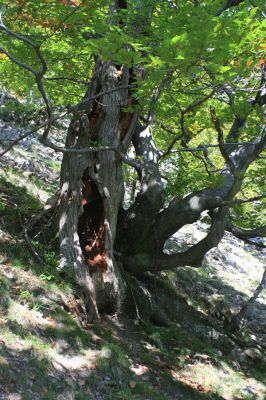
0;119;266;399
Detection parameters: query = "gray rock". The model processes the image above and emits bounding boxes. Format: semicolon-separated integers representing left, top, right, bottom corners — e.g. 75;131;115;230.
57;390;75;400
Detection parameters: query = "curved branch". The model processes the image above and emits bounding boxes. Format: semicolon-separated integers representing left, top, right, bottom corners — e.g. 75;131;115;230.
151;125;265;249
125;207;229;275
0;46;37;75
154;168;234;247
210;107;237;174
0;9;52;139
0;120;51;158
226;63;266;151
226;222;266;238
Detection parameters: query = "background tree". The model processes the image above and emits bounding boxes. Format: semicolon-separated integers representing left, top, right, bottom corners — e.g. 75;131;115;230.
0;0;265;322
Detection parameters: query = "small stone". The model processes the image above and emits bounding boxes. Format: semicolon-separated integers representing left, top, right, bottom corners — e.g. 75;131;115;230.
55;339;69;354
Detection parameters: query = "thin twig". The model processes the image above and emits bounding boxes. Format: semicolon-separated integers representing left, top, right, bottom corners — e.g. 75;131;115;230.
23;227;46;265
0;120;50;157
147;70;174;125
160;133;184;158
210;107;236;173
4;197;46;264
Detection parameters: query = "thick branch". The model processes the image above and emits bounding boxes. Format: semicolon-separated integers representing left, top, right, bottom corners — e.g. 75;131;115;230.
125;207;229;275
232;127;266;171
154;169;233;248
226;220;266;247
155;128;265;249
132;123;162;193
226;222;266;238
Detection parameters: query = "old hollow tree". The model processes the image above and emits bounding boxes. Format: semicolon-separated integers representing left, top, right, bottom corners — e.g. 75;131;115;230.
0;0;265;321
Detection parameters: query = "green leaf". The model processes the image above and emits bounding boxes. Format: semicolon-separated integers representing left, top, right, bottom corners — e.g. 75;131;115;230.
170;33;187;45
220;66;231;73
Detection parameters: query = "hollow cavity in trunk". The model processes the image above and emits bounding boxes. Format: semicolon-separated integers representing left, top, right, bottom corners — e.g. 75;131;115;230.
78;171;107;272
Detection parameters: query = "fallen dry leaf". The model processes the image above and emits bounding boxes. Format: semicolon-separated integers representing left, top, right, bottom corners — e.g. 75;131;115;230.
130;364;149;376
46;316;56;327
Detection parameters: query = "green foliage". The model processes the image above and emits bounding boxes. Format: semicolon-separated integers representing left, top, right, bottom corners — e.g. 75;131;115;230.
231;157;266;228
0;0;265;226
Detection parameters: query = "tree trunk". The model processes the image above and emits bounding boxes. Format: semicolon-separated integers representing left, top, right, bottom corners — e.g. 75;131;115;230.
58;59;136;320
